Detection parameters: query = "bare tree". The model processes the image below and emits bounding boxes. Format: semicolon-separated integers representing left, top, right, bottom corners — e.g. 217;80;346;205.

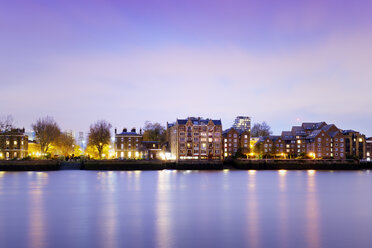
251;122;272;137
32;116;61;154
0;115;14;132
56;133;75;156
88;120;112;159
143;121;166;142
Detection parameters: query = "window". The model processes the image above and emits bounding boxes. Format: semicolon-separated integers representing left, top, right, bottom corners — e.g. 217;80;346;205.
14;152;17;157
340;138;344;142
121;144;123;149
6;140;9;145
233;134;237;138
208;138;213;142
244;135;248;139
14;141;17;145
318;138;322;142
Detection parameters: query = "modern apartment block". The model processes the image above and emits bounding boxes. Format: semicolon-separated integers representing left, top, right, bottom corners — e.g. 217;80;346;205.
0;128;28;160
167;117;223;160
114;128;143;159
255;122;367;159
232;116;251;132
222;128;250;158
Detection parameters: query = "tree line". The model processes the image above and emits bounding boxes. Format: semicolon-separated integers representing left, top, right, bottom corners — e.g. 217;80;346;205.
1;115;272;159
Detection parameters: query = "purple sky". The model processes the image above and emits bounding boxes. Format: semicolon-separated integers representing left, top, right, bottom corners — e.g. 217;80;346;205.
1;0;372;136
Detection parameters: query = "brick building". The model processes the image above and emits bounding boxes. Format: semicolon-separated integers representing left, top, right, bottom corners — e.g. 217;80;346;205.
279;122;366;160
114;128;143;159
342;130;366;159
167;117;222;160
0;128;28;160
254;135;284;157
222;128;250;158
366;137;372;161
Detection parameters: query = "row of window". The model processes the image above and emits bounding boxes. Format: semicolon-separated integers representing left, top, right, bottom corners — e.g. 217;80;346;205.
180;137;221;143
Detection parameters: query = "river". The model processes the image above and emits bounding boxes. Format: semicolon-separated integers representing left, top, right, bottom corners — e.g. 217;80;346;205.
0;170;372;248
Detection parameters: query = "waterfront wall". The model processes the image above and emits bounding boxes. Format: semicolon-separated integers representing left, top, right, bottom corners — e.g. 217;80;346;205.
0;160;60;171
231;159;367;170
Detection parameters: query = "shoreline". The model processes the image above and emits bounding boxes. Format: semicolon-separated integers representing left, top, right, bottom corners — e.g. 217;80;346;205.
0;159;372;171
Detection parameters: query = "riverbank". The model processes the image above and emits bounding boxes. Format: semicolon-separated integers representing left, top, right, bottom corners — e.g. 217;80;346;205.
0;160;60;171
231;159;372;170
0;159;371;171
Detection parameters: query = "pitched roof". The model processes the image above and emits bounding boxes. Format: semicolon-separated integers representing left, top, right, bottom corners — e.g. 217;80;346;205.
269;135;282;142
117;132;142;136
306;130;322;139
302;122;327;130
176;117;222;126
281;131;294;140
291;126;306;135
328;131;339;138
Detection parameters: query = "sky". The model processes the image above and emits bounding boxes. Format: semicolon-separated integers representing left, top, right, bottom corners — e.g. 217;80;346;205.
1;0;372;136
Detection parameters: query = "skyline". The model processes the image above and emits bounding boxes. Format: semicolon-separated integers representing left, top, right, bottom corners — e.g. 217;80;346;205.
1;0;372;135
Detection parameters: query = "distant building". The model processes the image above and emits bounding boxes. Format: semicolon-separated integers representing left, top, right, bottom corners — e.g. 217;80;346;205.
0;128;28;160
114;128;143;159
25;131;36;142
222;128;250;158
77;131;86;150
167;117;223;160
232;116;251;132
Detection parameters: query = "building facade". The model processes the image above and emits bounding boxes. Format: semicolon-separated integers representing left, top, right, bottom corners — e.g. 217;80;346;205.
114;128;143;159
366;137;372;161
222;128;250;158
167;117;223;160
0;128;28;160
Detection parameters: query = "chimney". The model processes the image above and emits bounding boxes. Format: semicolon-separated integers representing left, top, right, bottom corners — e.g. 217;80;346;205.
131;128;136;133
140;128;142;134
115;128;117;134
123;128;127;132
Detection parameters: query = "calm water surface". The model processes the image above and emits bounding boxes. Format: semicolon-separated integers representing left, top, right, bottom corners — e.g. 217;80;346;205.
1;170;372;248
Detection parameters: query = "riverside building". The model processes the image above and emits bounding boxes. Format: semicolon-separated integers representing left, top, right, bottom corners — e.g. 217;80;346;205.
269;122;367;159
0;128;28;160
114;128;143;159
222;128;250;158
167;117;223;160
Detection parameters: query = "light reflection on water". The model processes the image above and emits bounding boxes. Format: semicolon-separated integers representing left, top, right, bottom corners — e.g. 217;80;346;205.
1;170;372;247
